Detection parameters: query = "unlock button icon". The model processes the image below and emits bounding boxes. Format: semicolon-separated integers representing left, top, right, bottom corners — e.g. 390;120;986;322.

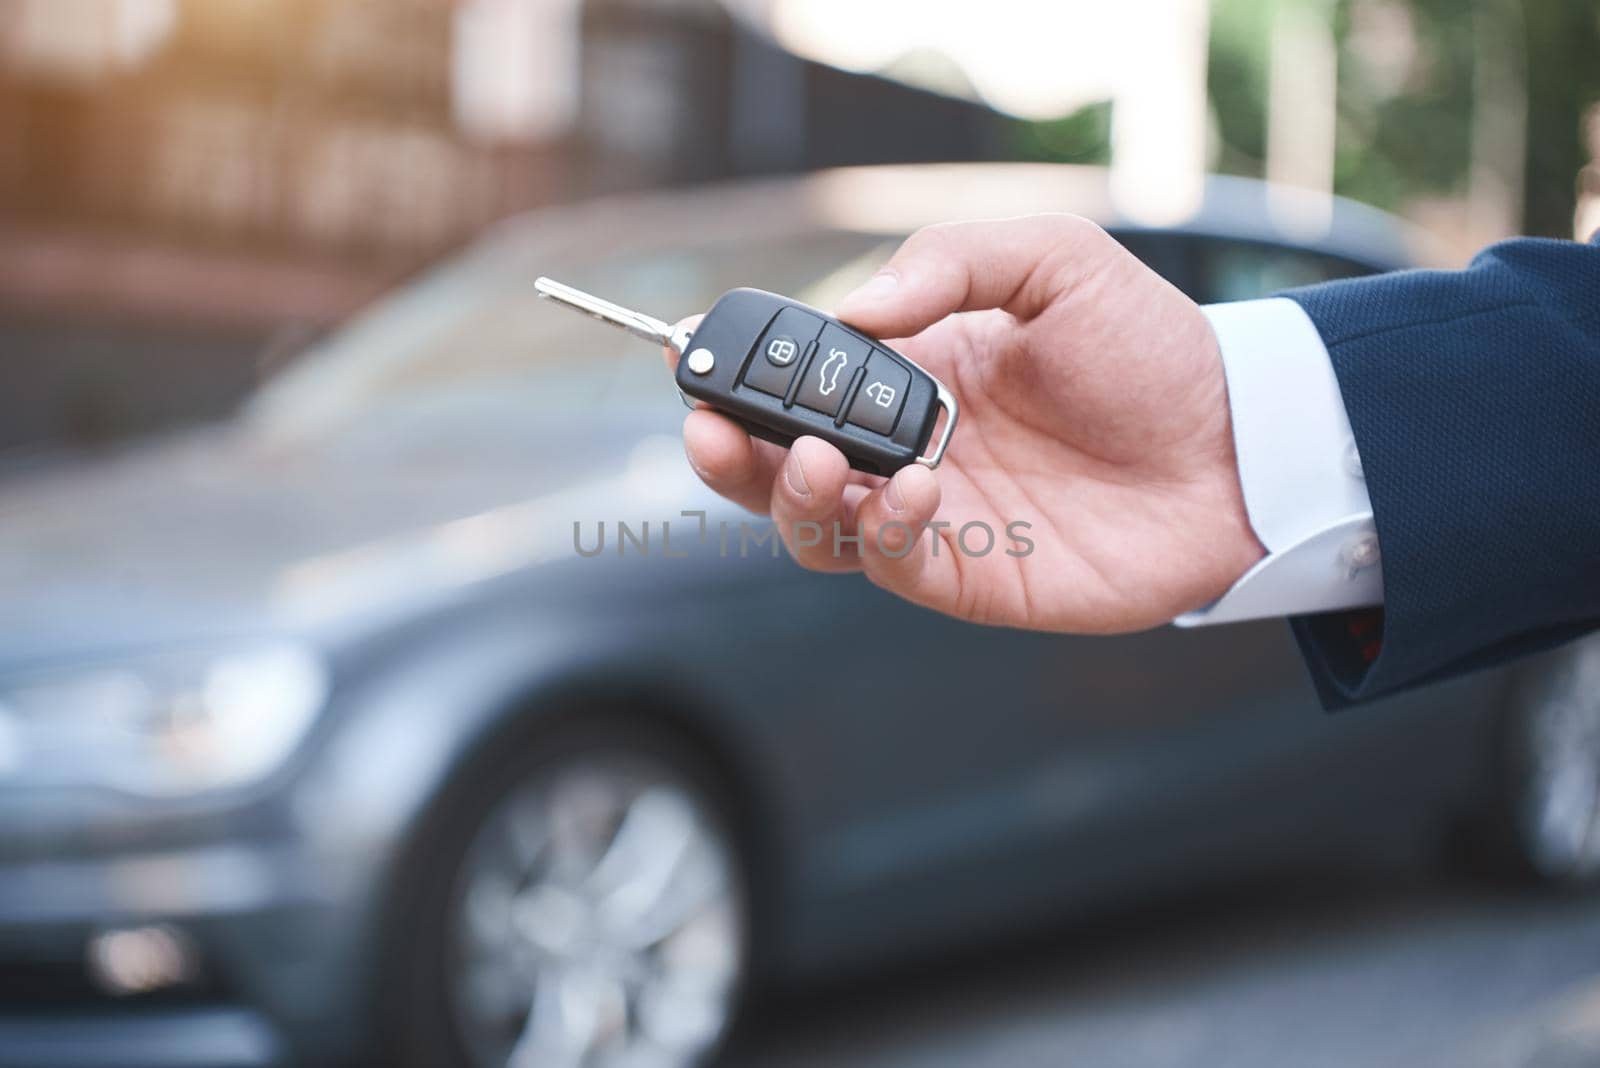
864;381;897;408
845;351;911;435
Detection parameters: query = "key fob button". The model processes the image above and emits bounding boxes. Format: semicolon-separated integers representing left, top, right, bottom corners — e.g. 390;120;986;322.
765;336;799;366
846;350;912;434
743;308;822;398
795;324;869;417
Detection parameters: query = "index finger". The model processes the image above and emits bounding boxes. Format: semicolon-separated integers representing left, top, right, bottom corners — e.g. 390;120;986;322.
833;214;1108;340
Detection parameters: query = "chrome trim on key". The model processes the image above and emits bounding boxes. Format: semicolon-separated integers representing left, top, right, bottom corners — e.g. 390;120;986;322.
915;378;958;469
668;321;696;356
897;350;957;469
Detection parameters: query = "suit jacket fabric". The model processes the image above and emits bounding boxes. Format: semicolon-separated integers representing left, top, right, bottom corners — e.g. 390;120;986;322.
1282;233;1600;709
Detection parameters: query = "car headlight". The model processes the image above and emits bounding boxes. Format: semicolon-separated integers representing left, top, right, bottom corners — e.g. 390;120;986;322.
0;642;329;797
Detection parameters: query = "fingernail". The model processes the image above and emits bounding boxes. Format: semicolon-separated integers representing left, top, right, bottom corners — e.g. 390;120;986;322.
885;471;907;512
784;451;810;497
845;269;898;305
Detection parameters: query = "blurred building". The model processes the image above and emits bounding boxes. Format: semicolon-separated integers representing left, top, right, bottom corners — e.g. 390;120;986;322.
7;0;1589;459
1;0;565;277
0;0;564;453
0;0;1006;457
576;0;1004;192
0;0;1001;258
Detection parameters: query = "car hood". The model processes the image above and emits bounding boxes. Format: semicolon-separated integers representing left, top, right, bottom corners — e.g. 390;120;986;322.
0;408;710;667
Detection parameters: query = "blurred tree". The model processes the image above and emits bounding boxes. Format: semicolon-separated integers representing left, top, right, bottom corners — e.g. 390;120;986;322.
1009;100;1113;164
1208;0;1274;176
1521;1;1600;236
1200;0;1599;237
1328;0;1475;216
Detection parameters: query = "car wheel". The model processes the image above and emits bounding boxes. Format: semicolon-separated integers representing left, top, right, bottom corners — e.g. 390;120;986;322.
1502;633;1600;886
383;719;750;1068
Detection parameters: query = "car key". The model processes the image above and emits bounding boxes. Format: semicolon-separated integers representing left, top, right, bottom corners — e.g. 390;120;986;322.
535;277;957;475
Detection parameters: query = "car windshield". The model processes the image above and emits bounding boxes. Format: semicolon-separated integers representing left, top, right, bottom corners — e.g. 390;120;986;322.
242;200;1390;458
244;227;899;447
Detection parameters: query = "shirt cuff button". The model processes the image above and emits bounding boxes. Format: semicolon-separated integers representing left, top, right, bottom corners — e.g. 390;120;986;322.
1344;441;1365;479
1341;534;1380;578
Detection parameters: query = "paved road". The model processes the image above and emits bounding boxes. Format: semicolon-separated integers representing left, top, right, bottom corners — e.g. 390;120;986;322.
728;872;1600;1068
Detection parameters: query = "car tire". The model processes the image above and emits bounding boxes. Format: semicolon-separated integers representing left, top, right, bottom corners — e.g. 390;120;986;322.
1496;632;1600;888
376;712;752;1068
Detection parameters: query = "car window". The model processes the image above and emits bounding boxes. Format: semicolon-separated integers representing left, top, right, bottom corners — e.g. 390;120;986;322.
246;230;898;443
246;223;1389;450
1111;231;1385;304
1193;238;1382;302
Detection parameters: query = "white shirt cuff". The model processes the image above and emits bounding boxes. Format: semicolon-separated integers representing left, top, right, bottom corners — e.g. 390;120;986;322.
1175;298;1383;627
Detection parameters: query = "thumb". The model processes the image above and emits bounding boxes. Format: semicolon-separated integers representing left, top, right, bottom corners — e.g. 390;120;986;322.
835;214;1103;339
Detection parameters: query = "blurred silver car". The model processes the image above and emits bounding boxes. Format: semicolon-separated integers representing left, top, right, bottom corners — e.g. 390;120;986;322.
1;164;1596;1068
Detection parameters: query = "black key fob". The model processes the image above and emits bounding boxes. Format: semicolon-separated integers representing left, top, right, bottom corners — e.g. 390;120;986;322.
675;288;957;476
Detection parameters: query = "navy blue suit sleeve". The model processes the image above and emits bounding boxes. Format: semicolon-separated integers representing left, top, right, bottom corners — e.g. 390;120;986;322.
1281;234;1600;709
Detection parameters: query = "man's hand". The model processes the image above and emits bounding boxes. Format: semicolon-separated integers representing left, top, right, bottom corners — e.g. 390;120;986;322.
665;214;1266;634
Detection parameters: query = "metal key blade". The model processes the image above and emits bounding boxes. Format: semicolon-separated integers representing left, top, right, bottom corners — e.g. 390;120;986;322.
534;276;676;348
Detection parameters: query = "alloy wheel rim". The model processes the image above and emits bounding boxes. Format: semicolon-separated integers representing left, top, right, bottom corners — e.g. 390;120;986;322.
447;754;745;1068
